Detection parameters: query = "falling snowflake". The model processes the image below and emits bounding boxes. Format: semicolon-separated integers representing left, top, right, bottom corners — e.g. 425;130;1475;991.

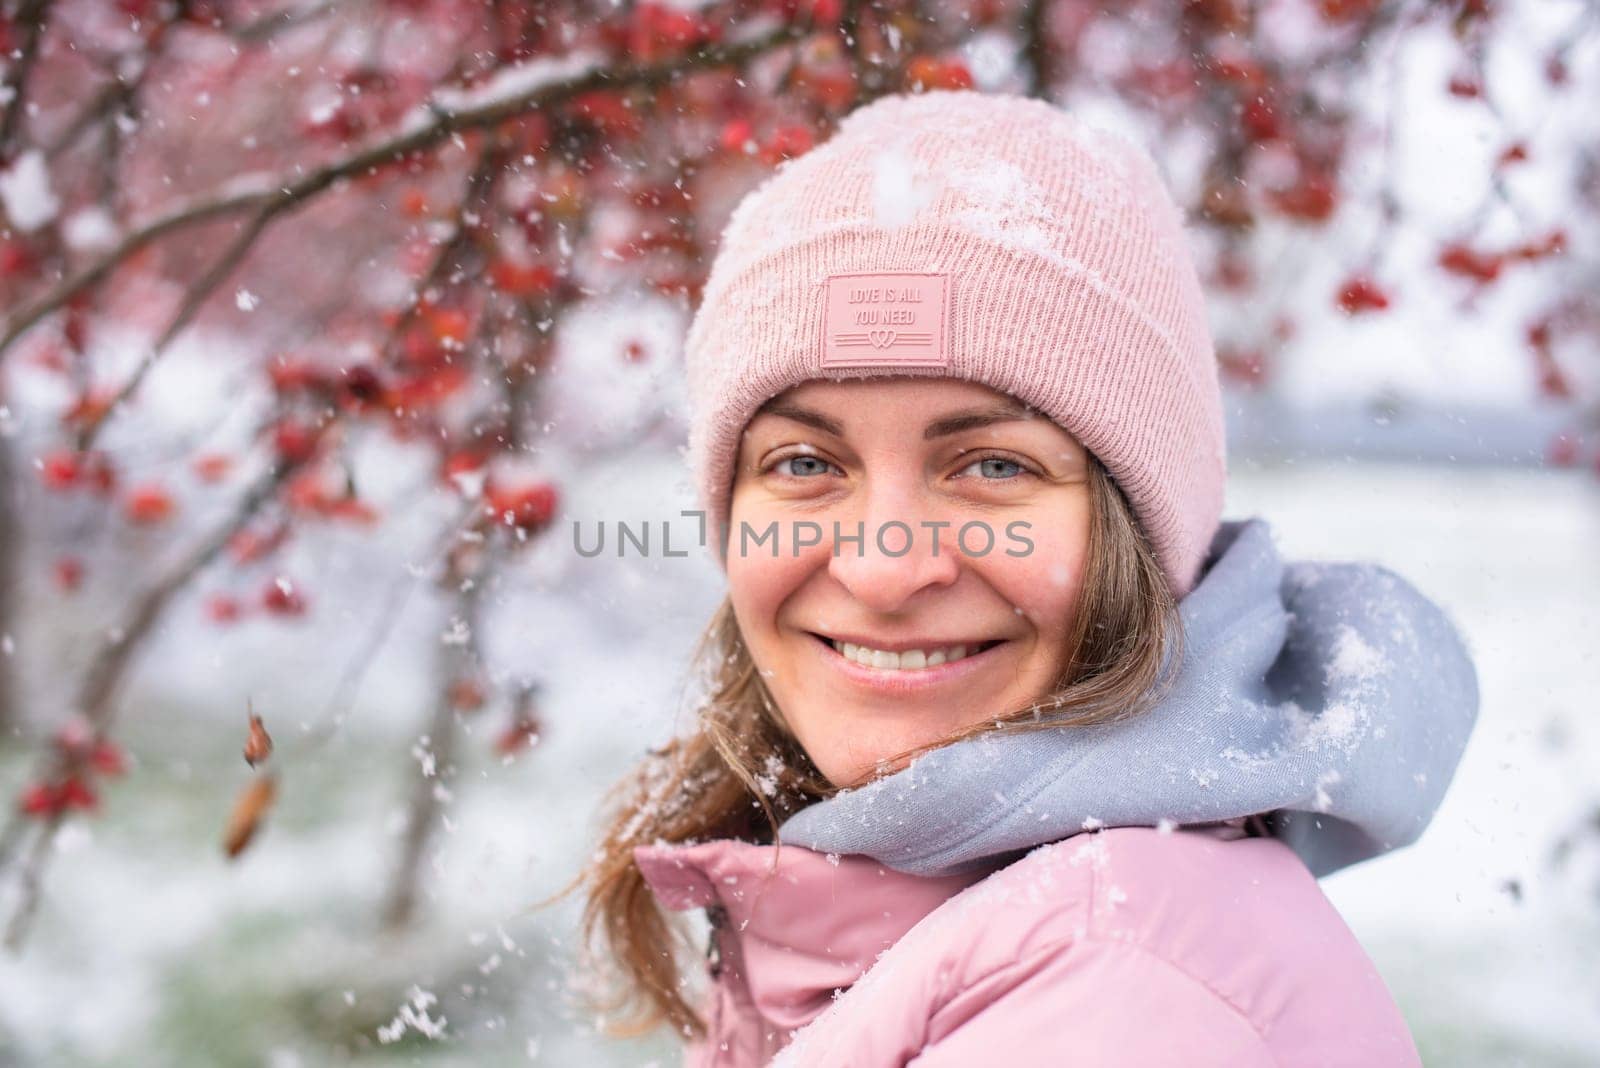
375;985;447;1044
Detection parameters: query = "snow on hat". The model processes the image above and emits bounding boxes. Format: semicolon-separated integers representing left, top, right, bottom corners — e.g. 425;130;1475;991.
683;88;1226;599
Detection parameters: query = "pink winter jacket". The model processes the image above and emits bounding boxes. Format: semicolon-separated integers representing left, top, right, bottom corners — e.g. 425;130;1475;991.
633;824;1421;1066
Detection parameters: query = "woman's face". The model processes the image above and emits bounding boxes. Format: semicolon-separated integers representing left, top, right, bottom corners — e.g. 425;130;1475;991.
727;377;1093;787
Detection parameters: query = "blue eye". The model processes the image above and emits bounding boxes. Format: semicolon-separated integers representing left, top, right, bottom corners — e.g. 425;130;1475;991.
776;455;833;477
961;455;1028;480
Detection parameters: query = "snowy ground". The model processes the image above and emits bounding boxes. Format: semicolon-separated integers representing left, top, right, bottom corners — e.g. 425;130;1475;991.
0;452;1596;1067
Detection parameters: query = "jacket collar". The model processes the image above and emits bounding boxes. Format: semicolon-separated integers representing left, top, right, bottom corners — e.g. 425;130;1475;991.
634;838;995;1029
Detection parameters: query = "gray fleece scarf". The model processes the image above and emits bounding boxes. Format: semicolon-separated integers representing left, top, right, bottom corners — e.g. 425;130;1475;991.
777;516;1480;880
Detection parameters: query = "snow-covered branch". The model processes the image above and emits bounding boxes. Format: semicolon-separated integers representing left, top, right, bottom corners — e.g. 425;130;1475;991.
0;18;808;360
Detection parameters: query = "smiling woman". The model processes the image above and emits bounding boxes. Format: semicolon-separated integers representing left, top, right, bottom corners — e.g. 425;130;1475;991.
551;88;1473;1068
565;377;1184;1049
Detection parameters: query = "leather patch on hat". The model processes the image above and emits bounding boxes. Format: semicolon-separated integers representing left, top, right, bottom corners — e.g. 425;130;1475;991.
820;271;950;369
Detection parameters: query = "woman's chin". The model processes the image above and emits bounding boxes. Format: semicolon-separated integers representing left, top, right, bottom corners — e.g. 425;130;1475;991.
820;752;913;791
803;717;966;788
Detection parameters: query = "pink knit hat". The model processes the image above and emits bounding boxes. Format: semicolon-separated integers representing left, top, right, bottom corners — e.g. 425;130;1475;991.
684;89;1226;599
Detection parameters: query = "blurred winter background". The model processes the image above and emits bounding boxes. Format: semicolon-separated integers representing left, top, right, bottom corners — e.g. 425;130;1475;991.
0;0;1596;1065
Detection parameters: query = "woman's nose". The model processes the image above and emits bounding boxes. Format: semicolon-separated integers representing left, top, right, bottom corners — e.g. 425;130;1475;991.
825;485;961;614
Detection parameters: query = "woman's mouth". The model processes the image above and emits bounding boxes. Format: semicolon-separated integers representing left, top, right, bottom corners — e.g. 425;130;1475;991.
806;631;1009;694
812;634;1005;671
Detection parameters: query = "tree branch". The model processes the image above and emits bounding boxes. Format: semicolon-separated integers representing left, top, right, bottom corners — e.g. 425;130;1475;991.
0;18;809;359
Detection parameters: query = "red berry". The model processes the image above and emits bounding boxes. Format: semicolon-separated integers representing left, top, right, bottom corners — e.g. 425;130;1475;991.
89;740;127;777
205;594;244;624
810;0;843;23
0;238;36;277
54;555;85;592
449;676;488;712
192;452;234;483
426;307;472;347
1336;275;1392;314
336;364;385;410
720;118;755;154
1217;345;1269;389
1446;72;1482;99
261;576;307;616
1318;0;1378;21
399;188;430;218
485;481;559;533
228;525;289;565
1267;171;1338;221
489;260;559;298
38;449;82;490
1240;98;1280;142
19;782;61;818
1438;243;1502;284
57;776;98;812
1209;56;1268;89
759;123;815;165
441;449;489;485
494;715;543;757
124;483;177;525
267;356;326;393
1495;141;1528;168
272;421;320;465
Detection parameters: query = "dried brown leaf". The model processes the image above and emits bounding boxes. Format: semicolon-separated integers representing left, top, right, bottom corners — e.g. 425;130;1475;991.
244;707;273;767
222;772;278;859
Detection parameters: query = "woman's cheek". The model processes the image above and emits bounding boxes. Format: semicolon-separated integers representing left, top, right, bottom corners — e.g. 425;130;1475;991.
727;516;814;596
995;505;1090;629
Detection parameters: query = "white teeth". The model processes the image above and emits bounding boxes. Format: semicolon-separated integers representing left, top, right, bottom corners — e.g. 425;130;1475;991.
830;639;989;671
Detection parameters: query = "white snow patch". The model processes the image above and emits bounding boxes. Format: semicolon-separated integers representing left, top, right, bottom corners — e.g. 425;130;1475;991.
0;150;59;231
868;147;936;229
375;985;447;1043
63;207;117;250
1326;624;1390;691
431;51;605;113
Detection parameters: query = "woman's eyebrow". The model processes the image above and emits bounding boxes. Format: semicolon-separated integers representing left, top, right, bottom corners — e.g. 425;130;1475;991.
757;404;844;436
923;403;1033;439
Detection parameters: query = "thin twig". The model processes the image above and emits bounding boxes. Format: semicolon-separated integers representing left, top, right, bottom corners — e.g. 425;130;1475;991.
0;0;53;158
2;809;61;951
75;207;274;452
1020;0;1052;99
288;493;478;758
379;525;494;932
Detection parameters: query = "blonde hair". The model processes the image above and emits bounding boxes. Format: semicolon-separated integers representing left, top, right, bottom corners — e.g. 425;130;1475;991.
543;453;1184;1039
